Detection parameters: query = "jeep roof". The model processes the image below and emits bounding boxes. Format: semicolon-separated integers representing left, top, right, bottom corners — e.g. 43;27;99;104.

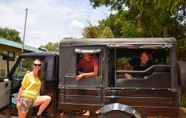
60;38;176;47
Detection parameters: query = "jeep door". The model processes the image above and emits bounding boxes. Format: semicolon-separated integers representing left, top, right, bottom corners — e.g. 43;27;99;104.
0;76;11;109
104;47;178;117
58;46;105;112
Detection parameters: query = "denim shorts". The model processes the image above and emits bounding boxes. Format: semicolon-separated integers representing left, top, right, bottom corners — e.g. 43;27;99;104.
17;97;34;113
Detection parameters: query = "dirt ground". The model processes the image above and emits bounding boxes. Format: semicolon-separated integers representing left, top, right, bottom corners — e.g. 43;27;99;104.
179;107;186;118
48;108;186;118
1;107;186;118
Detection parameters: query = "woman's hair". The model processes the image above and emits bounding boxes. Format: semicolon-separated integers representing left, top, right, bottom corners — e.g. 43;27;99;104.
33;58;42;77
140;51;152;59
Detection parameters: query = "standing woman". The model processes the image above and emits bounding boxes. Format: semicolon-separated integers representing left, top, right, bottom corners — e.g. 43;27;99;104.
16;59;51;118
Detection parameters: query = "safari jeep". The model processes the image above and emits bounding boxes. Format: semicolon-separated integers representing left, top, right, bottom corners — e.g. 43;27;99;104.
0;38;182;118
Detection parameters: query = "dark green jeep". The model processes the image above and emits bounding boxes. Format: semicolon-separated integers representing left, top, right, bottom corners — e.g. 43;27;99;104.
59;38;181;118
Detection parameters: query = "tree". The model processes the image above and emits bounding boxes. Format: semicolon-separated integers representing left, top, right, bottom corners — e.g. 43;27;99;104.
40;42;59;52
90;0;186;14
83;23;113;38
87;0;186;60
90;0;186;37
0;27;21;42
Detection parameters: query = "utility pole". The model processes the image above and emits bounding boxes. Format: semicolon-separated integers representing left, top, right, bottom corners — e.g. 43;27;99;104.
22;8;28;53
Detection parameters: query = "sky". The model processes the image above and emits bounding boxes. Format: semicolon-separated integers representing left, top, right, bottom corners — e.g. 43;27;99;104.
0;0;109;47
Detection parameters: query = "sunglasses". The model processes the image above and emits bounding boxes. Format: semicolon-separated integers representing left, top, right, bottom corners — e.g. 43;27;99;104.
33;63;41;67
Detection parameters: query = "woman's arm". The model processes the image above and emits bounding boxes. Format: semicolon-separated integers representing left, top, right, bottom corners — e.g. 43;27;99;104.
17;87;23;99
18;73;29;98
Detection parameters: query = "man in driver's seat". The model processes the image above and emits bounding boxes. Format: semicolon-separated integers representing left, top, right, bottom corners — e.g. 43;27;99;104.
75;53;98;80
75;53;99;116
134;51;153;70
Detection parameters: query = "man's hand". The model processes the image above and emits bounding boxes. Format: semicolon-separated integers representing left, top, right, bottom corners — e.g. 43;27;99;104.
124;73;133;80
75;74;83;80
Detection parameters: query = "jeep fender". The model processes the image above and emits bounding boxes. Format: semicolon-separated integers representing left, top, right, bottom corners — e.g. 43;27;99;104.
99;103;141;118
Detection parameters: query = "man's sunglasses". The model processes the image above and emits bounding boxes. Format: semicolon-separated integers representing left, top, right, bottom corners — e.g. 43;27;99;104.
33;64;41;67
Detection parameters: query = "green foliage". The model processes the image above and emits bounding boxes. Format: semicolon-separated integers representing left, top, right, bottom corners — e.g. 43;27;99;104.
87;0;186;60
40;42;59;52
83;24;113;38
181;95;186;107
83;25;98;38
90;0;186;14
0;27;21;42
99;11;144;37
177;38;186;61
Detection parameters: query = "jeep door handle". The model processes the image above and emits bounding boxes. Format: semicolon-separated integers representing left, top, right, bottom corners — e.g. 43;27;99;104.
5;83;8;88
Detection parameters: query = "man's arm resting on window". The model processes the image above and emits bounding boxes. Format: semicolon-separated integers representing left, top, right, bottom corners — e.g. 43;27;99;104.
75;64;98;80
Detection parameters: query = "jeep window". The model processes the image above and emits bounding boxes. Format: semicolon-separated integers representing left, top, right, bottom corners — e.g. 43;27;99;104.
0;54;6;79
12;58;34;80
76;53;99;77
64;48;101;88
109;48;171;88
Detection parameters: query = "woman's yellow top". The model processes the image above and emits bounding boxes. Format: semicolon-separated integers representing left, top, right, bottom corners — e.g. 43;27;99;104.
21;72;41;100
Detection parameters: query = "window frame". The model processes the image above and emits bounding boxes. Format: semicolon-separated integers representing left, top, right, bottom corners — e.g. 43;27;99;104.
109;47;172;88
63;47;103;88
